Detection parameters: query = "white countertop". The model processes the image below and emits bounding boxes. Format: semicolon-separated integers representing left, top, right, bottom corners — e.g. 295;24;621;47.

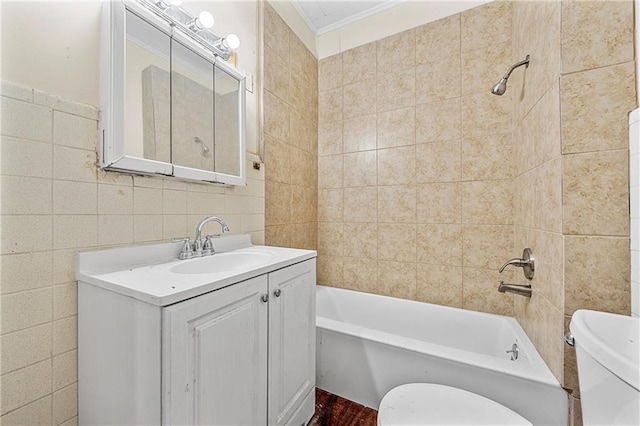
76;235;316;306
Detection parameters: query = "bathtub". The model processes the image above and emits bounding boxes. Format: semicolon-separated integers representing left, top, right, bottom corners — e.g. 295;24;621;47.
316;286;568;425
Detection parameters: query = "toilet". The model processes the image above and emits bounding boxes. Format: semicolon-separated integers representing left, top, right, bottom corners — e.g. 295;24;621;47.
377;383;531;426
570;309;639;426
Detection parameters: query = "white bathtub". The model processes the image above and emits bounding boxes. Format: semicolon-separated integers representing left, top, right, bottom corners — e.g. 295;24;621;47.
316;286;568;425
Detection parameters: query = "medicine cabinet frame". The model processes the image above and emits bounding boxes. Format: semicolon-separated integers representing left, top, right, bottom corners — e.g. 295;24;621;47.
99;0;246;186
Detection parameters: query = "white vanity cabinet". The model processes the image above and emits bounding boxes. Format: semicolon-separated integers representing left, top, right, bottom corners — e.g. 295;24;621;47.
268;261;316;426
164;261;316;426
77;239;316;426
163;275;268;425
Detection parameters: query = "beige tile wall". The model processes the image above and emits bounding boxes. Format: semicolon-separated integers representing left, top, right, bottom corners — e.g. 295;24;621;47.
316;1;516;316
562;2;635;423
512;1;635;424
511;0;565;384
263;2;318;250
315;3;635;425
0;80;265;423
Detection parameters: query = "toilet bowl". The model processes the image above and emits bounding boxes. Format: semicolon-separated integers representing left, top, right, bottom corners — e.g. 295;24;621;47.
377;383;531;426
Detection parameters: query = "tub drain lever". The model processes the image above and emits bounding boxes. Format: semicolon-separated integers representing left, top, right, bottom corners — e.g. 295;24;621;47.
506;343;519;361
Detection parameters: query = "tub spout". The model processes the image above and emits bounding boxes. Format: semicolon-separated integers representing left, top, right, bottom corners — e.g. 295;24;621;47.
498;281;532;297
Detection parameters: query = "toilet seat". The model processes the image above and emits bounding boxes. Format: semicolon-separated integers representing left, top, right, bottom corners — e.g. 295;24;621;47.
377;383;532;426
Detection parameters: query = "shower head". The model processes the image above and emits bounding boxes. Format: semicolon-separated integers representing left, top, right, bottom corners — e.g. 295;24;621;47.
491;77;508;96
491;55;530;96
194;136;210;157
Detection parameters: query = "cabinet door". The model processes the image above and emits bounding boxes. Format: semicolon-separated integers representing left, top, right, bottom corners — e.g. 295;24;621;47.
268;260;316;425
163;276;268;425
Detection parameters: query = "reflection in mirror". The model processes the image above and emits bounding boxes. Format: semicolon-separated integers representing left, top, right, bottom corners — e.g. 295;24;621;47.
215;65;241;177
171;39;215;172
125;9;171;163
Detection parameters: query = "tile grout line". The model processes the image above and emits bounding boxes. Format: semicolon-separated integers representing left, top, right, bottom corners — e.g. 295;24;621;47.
459;14;465;308
49;101;56;419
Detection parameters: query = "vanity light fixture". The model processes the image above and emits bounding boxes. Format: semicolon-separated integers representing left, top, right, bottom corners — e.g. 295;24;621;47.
213;34;240;51
155;0;182;10
186;11;214;32
139;0;237;60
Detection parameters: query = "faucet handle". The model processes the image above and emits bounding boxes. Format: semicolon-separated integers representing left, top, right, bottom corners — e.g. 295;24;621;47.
202;235;215;255
498;248;535;280
498;258;527;273
171;237;194;260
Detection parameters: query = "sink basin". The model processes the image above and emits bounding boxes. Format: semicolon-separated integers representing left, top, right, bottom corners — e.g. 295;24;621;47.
170;251;274;275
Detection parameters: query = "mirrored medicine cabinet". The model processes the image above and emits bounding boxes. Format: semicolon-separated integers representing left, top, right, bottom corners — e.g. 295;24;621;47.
99;0;246;185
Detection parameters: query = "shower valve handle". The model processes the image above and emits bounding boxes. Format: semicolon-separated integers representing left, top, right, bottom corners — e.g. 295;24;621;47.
499;258;531;272
498;248;535;280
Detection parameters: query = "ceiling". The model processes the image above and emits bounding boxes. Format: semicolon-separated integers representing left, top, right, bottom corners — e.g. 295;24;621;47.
291;0;402;35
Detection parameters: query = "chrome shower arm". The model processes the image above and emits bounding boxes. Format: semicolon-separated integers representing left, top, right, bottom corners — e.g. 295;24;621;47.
502;55;530;81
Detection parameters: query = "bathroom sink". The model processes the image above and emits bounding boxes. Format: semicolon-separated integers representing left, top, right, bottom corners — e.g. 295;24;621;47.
77;234;317;306
170;251;274;275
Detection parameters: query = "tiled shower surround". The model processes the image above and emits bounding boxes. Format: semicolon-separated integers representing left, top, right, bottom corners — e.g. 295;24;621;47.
316;3;517;317
263;3;318;251
314;1;634;424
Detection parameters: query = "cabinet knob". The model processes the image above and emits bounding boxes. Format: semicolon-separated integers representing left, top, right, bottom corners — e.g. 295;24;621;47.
261;294;269;303
274;289;282;297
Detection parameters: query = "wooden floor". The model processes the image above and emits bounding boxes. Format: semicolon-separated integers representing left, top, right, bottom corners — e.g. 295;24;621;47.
308;388;378;426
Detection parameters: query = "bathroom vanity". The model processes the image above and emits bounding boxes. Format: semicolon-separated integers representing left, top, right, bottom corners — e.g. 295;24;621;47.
76;235;316;425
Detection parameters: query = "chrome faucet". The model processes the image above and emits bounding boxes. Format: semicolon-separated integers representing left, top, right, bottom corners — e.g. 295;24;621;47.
194;216;230;256
498;249;534;297
172;216;230;259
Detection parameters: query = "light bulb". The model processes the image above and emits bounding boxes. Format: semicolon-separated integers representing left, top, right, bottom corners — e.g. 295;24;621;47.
187;11;214;32
196;11;214;29
225;34;240;50
214;34;240;52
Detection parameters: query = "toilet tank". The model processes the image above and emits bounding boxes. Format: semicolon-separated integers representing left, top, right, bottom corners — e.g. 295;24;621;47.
570;310;639;426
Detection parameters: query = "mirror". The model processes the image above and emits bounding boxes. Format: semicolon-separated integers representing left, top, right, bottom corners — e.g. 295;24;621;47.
100;0;246;185
171;38;215;172
215;65;241;177
125;9;171;163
